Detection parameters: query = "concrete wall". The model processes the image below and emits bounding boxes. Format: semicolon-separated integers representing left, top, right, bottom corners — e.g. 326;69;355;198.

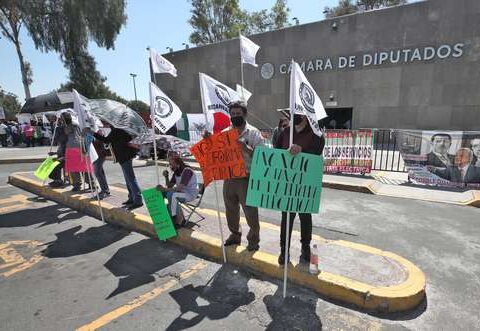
157;0;480;130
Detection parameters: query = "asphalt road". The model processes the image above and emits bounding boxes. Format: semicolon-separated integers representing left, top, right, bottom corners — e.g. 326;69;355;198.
1;161;480;330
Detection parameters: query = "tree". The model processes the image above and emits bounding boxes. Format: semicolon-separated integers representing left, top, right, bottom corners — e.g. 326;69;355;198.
188;0;290;46
0;0;33;99
0;0;127;100
324;0;407;18
127;100;149;113
0;86;22;120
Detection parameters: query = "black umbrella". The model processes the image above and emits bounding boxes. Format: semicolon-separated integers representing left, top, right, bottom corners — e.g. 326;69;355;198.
20;91;74;114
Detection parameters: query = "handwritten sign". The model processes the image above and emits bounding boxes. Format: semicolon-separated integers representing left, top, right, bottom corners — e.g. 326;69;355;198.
141;188;177;240
246;147;323;213
190;129;246;187
34;157;60;180
65;147;92;173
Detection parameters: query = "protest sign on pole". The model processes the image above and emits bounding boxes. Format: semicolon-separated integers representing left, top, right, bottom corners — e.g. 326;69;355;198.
149;82;182;134
198;73;229;263
190;129;247;187
323;129;374;174
246;146;323;213
34;157;60;180
142;188;177;240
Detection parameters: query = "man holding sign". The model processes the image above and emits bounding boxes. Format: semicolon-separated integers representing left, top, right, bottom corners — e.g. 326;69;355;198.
203;101;264;251
274;115;325;265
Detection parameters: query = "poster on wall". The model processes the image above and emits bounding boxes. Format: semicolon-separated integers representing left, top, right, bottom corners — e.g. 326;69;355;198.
322;129;374;174
398;130;480;188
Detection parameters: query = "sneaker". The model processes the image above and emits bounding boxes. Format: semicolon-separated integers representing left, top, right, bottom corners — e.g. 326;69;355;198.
48;180;63;188
71;186;81;192
122;199;133;205
247;244;259;252
98;191;110;200
300;247;311;263
278;250;290;265
126;202;143;210
224;236;241;247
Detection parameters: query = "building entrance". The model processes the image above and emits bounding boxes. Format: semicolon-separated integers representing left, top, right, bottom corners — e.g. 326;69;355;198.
319;108;353;129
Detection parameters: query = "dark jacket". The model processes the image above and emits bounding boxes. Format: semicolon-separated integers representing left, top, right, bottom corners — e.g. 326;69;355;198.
274;126;325;155
426;152;454;168
432;165;480;184
93;128;137;164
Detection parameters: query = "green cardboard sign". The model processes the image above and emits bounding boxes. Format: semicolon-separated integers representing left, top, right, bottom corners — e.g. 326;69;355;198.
34;157;60;180
141;188;177;240
246;146;323;213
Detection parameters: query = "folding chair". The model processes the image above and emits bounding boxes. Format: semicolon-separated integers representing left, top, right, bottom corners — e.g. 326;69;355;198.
180;183;205;226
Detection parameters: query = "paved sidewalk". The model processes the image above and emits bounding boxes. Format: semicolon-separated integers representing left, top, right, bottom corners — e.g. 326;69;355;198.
9;171;426;313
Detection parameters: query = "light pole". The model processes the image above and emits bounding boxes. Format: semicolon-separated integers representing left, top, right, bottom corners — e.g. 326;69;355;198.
130;73;138;102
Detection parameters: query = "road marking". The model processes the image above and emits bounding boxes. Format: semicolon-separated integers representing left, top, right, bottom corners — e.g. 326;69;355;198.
76;261;207;331
0;240;44;277
0;194;32;213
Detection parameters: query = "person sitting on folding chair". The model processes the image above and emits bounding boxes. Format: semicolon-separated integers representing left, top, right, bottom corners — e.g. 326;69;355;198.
157;151;199;229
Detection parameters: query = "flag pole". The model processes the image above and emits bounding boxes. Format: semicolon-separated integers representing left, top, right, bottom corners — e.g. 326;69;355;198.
82;135;106;223
150;79;161;186
239;32;246;102
42;116;59;186
199;73;227;264
283;59;295;298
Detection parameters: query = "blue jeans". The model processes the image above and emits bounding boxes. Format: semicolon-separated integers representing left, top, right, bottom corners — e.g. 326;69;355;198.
120;159;142;204
93;157;109;193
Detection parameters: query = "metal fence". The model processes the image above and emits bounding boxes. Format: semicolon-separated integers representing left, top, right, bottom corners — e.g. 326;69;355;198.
178;128;407;173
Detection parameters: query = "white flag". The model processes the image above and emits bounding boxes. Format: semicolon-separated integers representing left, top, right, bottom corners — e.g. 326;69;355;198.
290;60;327;137
149;82;182;133
199;73;240;116
240;35;260;67
73;89;90;130
150;48;177;77
236;84;252;103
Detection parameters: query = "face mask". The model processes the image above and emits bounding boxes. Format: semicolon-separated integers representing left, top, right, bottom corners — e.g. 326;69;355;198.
293;115;303;126
230;116;245;127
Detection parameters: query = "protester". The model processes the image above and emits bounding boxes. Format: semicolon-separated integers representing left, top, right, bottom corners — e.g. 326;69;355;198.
204;101;264;251
10;121;20;146
271;116;289;147
86;123;143;210
23;122;35;147
274;114;325;265
33;121;44;146
63;113;84;191
0;120;8;147
91;128;110;199
48;116;68;187
157;151;199;228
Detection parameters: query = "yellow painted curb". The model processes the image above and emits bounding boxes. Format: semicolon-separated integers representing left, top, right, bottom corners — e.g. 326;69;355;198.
8;172;426;313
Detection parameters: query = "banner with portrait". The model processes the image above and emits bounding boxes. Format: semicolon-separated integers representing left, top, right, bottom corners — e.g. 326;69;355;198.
398;130;480;188
322;129;374;174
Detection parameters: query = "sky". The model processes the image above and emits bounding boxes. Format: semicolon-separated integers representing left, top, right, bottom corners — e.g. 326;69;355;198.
0;0;341;104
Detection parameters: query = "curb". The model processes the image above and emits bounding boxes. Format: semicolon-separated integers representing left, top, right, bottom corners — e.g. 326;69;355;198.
0;158;45;164
8;172;426;313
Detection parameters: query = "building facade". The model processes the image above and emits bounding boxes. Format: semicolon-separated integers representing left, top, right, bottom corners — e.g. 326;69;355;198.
156;0;480;130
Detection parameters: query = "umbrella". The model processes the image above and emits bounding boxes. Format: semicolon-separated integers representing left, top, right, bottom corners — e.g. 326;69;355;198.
21;91;75;114
87;99;149;139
